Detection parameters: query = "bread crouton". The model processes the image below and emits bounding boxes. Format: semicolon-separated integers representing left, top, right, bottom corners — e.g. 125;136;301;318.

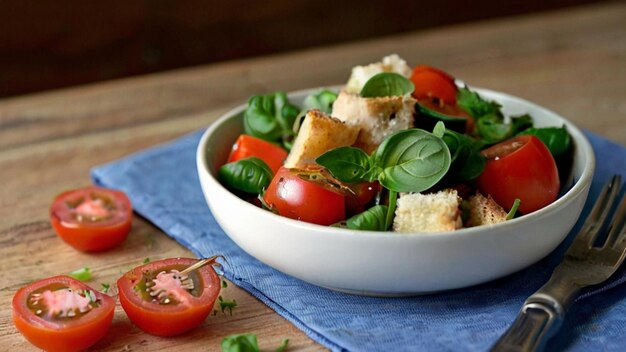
465;192;508;227
393;189;463;233
284;109;360;168
331;90;416;153
345;54;413;93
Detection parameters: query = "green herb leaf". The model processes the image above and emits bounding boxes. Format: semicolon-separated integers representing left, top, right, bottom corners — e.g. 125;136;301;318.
315;147;371;183
219;157;273;194
243;92;300;149
441;128;486;182
517;126;571;158
346;205;389;231
372;129;451;192
385;190;398;231
222;280;228;288
303;89;338;113
100;283;111;294
507;198;521;220
360;72;415;98
218;296;238;315
457;86;502;119
68;267;92;282
221;333;260;352
275;339;289;352
143;257;151;264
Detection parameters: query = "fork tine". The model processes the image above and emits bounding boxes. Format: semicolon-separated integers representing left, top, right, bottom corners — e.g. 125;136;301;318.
577;175;622;245
605;192;626;250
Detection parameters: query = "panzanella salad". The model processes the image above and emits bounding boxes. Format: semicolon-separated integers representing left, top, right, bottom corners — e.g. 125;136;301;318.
218;54;572;232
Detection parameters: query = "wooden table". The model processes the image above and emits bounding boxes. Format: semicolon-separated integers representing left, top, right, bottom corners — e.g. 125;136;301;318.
1;2;625;351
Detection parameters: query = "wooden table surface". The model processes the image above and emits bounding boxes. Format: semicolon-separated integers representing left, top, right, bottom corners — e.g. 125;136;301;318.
1;2;625;351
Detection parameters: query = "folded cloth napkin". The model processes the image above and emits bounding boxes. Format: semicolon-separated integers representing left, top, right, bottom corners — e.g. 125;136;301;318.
92;130;626;352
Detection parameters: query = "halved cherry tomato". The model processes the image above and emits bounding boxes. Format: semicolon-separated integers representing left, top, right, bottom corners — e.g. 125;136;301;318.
477;135;560;214
117;257;221;337
263;167;345;225
345;181;379;216
228;134;288;174
410;65;458;105
50;186;132;252
12;275;115;352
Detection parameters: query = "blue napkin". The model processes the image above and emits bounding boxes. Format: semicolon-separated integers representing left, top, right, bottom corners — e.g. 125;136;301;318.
92;130;626;351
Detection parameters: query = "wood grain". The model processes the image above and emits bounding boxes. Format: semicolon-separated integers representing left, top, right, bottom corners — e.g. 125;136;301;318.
1;2;625;351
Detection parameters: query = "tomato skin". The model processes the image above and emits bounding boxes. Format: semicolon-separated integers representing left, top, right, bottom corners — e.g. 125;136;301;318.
228;134;288;174
263;167;345;225
12;276;115;352
477;135;560;214
117;257;221;337
50;186;132;252
345;181;379;216
410;65;458;105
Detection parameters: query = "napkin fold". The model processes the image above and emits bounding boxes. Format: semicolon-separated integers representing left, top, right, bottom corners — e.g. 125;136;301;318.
92;130;626;352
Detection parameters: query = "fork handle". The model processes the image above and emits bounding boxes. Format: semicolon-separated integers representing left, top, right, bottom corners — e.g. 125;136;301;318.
491;280;582;352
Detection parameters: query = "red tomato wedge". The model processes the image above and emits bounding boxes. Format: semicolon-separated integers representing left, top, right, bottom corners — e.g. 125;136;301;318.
262;167;345;225
50;186;132;252
410;65;458;105
117;257;221;336
477;135;560;214
12;276;115;352
228;134;288;174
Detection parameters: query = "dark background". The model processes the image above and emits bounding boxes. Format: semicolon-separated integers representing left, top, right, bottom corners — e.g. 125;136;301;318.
0;0;610;98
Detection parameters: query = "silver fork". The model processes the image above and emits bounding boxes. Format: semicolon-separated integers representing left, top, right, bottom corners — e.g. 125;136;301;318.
491;175;626;352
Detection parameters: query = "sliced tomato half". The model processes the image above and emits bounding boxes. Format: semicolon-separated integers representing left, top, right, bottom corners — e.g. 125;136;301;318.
228;134;288;174
117;257;221;336
50;186;132;252
410;64;458;105
12;275;115;352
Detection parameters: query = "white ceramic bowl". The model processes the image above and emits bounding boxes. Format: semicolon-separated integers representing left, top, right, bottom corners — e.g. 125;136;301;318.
196;87;595;296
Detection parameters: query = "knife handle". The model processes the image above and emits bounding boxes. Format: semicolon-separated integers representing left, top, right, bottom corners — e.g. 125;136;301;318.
490;300;562;352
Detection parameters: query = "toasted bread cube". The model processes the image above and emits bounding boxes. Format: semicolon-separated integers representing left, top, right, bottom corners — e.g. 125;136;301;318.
345;54;413;93
284;109;360;168
331;90;416;153
465;192;508;227
393;189;463;233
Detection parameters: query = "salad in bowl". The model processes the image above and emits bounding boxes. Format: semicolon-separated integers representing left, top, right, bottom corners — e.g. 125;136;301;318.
197;54;594;294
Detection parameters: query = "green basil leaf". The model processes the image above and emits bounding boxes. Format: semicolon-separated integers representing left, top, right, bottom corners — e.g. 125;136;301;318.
303;89;338;113
384;190;398;231
315;146;372;183
517;126;571;158
477;113;513;143
68;267;92;281
372;129;451;192
511;113;533;134
360;72;415;98
442;129;486;182
218;157;273;194
457;86;502;119
221;333;260;352
346;205;389;231
243;92;300;149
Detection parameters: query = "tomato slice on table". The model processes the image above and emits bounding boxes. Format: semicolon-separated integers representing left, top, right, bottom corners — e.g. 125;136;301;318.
117;257;221;336
477;135;560;214
263;167;346;226
50;186;132;252
228;134;288;174
410;64;458;105
12;275;115;352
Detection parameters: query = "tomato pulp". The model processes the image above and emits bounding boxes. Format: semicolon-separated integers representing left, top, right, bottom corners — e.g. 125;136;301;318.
50;186;133;252
12;276;115;352
263;167;346;225
477;135;560;214
117;257;221;336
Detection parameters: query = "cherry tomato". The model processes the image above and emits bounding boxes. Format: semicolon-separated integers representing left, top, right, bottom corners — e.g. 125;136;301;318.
416;98;475;134
345;181;379;216
263;167;345;225
477;135;560;214
50;186;132;252
410;65;458;105
12;275;115;352
228;134;288;174
117;257;221;337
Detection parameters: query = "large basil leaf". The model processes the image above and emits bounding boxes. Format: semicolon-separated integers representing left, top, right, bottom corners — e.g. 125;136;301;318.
315;147;371;183
243;92;299;149
372;129;451;192
346;205;389;231
360;72;415;98
442;129;486;181
457;86;502;119
218;157;273;194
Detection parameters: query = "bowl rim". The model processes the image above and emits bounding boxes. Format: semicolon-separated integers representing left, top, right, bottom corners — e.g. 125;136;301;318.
197;86;596;241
